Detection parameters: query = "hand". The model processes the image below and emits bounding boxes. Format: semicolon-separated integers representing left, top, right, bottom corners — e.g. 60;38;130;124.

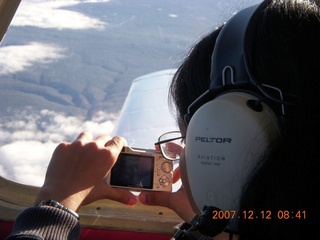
34;131;137;212
138;167;195;222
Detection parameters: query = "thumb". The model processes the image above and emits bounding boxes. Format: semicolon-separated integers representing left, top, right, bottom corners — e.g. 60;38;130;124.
105;187;137;206
139;189;196;221
86;181;137;206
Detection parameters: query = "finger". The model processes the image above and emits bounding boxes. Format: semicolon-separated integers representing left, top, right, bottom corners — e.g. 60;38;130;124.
95;134;112;147
90;182;137;206
173;167;181;183
138;191;171;207
155;144;160;151
138;189;196;221
105;136;127;150
106;188;137;206
75;131;93;143
166;142;184;155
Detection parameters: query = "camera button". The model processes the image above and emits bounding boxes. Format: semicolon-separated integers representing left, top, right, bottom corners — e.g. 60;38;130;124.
161;162;173;173
159;176;170;187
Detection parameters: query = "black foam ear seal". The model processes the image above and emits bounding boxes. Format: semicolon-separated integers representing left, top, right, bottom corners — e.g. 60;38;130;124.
182;92;280;227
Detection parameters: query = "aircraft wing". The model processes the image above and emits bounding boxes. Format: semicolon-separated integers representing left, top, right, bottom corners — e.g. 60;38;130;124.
113;69;178;148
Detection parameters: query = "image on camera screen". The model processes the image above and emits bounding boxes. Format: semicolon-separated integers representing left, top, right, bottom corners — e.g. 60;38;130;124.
110;153;154;189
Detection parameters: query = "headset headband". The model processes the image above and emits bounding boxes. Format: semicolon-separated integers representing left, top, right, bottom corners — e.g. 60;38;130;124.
210;1;270;90
184;0;279;124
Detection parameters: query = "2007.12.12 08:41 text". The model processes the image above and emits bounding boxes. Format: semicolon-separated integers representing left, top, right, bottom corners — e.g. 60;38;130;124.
212;210;306;220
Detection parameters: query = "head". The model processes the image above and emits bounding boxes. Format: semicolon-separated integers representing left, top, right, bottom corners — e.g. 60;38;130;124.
170;0;320;238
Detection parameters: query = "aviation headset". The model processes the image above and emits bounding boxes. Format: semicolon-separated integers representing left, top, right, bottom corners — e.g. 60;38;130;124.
176;0;287;238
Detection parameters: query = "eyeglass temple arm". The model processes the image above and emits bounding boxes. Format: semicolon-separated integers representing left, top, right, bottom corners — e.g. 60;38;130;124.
154;136;186;145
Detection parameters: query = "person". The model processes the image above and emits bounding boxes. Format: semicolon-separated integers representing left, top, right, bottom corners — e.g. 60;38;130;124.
7;0;320;239
141;0;320;239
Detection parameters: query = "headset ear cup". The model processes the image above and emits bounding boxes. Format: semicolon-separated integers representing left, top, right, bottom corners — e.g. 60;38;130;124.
179;150;202;216
184;92;280;216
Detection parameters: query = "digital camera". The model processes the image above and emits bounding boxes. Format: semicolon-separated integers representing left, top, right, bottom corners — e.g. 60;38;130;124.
107;146;173;192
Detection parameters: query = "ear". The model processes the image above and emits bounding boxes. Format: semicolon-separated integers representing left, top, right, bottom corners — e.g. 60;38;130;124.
184;92;280;215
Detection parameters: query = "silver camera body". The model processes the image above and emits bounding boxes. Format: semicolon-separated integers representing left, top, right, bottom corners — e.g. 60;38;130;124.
107;146;173;192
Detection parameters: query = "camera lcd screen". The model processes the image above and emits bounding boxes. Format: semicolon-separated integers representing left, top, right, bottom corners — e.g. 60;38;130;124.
110;153;154;189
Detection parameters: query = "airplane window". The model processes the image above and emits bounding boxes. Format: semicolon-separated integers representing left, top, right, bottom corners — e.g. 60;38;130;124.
0;0;261;187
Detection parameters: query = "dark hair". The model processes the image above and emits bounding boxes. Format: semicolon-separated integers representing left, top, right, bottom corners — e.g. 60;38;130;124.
169;27;222;133
239;1;320;239
170;0;320;239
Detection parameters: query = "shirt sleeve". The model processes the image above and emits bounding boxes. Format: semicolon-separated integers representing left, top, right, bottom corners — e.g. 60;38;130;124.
7;206;81;240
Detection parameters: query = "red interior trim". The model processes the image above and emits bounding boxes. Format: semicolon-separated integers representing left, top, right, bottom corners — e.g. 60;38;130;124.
0;220;172;240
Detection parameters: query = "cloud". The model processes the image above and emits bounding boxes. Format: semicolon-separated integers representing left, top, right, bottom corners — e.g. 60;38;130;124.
0;141;56;187
11;0;110;30
168;14;178;18
0;42;65;75
0;0;112;75
0;107;117;144
0;107;116;186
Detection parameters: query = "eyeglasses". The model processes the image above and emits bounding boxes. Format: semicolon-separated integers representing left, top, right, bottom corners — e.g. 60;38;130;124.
154;131;185;161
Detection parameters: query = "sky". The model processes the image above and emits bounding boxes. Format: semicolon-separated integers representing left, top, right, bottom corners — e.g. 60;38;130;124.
0;0;262;186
